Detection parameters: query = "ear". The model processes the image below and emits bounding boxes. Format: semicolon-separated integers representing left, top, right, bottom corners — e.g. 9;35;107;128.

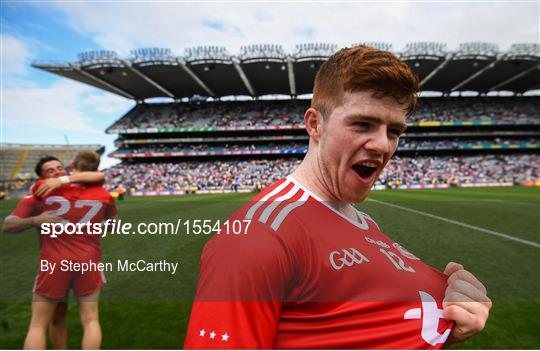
304;107;323;142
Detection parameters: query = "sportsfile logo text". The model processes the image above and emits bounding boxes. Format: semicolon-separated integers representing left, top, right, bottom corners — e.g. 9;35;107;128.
40;218;252;238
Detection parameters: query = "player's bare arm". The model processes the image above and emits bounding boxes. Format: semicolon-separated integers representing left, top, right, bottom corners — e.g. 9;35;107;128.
2;211;62;233
34;171;106;197
442;262;492;345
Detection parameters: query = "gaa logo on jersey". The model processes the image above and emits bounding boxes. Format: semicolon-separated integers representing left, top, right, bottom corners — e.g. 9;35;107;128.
329;248;370;270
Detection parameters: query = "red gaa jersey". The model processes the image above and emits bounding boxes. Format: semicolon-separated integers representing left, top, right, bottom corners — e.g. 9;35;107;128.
9;180;116;262
184;176;453;349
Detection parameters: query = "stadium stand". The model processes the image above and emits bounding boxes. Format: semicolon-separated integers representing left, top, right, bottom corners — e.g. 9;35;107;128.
31;42;540;196
105;97;539;132
110;138;538;158
106;100;306;132
379;154;539;189
0;144;104;197
106;159;302;195
410;97;540;124
104;154;539;195
100;94;539;194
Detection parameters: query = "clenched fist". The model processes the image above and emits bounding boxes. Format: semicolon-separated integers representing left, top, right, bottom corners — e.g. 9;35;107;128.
443;262;492;344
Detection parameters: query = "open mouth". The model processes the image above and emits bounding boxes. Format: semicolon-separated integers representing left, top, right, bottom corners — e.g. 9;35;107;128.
352;162;379;180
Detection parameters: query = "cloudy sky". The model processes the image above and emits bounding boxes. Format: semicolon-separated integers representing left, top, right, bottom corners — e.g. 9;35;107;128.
1;1;539;168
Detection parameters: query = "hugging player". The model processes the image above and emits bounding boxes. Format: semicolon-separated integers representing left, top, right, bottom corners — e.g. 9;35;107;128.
184;45;491;349
3;151;117;349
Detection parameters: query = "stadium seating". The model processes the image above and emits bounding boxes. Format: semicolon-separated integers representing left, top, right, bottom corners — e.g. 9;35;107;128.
104;154;539;194
107;100;305;131
102;95;539;194
0;144;103;181
111;138;539;158
379;154;539;187
106;97;539;132
105;159;302;194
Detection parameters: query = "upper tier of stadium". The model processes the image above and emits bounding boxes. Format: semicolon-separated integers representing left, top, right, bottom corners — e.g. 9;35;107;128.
106;97;539;134
32;42;540;100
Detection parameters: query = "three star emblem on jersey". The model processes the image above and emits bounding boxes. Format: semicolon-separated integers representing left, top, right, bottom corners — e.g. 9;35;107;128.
198;329;230;342
403;291;452;346
329;248;370;270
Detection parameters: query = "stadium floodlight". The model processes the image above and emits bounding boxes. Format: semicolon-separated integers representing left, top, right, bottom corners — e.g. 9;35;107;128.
77;50;120;66
401;42;447;58
354;42;394;52
184;46;232;63
131;48;174;63
456;42;499;58
506;43;540;58
239;44;286;61
293;43;338;58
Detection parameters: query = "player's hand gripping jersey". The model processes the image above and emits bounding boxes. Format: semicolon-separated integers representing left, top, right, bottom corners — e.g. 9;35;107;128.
185;176;453;349
9;180;117;298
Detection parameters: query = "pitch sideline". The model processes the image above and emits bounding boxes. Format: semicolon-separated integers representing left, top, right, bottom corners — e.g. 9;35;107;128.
368;199;540;249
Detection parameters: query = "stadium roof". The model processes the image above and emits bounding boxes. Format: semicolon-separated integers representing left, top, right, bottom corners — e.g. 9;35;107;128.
33;42;540;101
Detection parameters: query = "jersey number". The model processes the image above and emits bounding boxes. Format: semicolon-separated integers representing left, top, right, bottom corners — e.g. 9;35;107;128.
44;196;103;224
379;248;416;273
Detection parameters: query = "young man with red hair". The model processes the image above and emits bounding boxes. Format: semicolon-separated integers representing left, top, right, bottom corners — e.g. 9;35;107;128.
184;45;491;349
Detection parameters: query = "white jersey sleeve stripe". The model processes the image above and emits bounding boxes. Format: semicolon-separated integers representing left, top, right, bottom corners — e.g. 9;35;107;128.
245;179;291;220
259;184;300;224
271;191;310;231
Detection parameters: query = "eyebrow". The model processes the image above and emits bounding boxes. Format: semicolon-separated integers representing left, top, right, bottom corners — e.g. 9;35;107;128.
345;114;407;132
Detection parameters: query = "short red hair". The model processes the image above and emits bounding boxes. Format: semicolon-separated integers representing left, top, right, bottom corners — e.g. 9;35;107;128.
72;150;100;172
312;45;419;118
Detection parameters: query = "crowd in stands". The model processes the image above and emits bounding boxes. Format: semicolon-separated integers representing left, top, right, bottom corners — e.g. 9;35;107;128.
105;159;301;193
109;101;306;130
379;154;539;187
409;97;540;124
104;96;539;194
105;154;539;193
113;138;539;155
397;138;539;150
114;143;306;154
107;97;539;131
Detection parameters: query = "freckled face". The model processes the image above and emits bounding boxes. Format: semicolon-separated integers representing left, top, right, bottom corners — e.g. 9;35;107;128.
317;90;407;202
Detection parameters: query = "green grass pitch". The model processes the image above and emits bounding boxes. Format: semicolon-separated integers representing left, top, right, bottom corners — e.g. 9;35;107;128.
1;186;539;349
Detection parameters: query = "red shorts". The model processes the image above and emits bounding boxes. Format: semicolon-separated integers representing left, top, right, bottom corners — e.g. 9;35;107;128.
33;262;106;299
